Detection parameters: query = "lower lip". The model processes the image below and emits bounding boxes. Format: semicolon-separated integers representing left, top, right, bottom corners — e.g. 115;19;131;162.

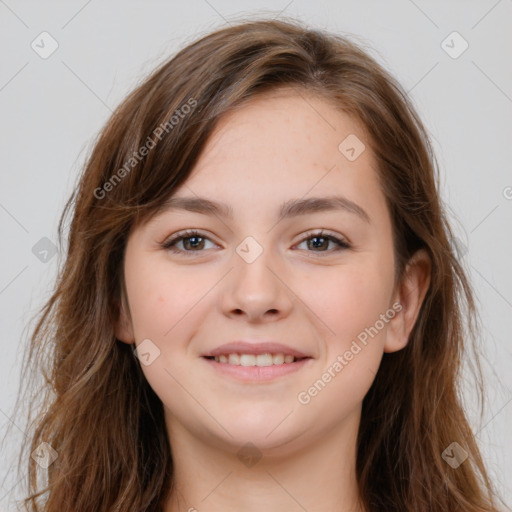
202;357;313;381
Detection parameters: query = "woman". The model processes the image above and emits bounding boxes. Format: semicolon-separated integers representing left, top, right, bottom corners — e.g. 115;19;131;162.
10;16;506;512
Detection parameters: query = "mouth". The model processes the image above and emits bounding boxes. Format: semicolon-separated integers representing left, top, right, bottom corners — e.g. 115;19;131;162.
201;353;313;382
203;353;310;366
201;341;314;381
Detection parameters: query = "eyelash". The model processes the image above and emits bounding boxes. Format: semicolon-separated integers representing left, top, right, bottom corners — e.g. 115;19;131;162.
160;229;351;256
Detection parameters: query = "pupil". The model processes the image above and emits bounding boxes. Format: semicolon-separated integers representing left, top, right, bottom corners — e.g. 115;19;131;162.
310;237;327;251
187;236;203;249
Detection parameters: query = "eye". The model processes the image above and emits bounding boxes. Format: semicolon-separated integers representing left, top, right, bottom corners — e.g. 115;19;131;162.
161;229;350;256
161;230;218;254
294;230;350;254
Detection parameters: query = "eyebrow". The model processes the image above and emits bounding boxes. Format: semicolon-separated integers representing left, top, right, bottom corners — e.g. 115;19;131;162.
160;195;371;224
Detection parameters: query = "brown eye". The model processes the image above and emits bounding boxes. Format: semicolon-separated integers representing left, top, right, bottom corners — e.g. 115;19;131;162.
295;231;350;254
161;230;217;254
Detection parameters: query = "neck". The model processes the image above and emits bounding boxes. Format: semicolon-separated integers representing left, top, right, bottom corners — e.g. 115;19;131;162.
163;406;366;512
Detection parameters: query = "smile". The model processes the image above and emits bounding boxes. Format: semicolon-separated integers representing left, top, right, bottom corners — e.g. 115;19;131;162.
202;354;313;381
206;353;306;366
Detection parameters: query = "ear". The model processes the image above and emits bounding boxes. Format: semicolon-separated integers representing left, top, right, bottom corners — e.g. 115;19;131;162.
384;248;431;353
115;288;135;344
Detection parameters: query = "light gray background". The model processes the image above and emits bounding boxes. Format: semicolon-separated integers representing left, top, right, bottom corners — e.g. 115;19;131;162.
1;1;511;510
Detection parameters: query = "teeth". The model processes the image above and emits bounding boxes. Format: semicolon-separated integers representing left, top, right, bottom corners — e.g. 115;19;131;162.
212;353;299;366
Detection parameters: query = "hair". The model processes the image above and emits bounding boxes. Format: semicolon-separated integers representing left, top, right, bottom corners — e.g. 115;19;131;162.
5;15;507;512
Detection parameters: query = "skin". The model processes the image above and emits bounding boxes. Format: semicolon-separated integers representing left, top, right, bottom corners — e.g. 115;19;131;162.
116;88;431;512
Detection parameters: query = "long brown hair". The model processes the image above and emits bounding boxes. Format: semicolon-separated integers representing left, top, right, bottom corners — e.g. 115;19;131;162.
6;16;506;511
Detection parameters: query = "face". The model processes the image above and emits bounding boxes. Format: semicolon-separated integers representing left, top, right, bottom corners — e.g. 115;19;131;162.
116;89;414;457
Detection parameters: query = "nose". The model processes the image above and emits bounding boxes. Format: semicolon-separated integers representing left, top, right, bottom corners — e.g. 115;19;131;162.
220;243;294;323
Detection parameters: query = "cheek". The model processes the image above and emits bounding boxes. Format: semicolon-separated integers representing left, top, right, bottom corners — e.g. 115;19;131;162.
298;258;395;345
125;256;213;342
123;257;214;415
293;265;392;418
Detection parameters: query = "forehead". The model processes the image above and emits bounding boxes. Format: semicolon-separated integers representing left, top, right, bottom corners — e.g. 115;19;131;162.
201;89;370;166
172;89;384;217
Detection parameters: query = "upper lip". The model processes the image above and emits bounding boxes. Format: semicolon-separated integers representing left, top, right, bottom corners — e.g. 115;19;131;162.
202;341;312;359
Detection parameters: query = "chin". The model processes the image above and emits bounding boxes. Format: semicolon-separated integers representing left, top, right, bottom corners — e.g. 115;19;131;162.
217;410;304;450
